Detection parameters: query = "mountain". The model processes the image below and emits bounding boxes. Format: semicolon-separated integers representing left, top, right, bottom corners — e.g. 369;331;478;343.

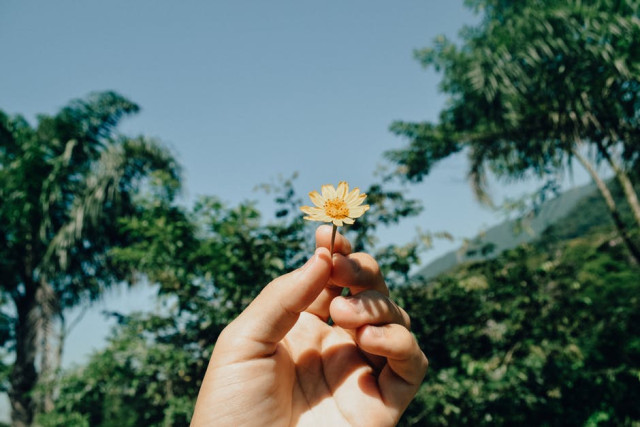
416;182;600;280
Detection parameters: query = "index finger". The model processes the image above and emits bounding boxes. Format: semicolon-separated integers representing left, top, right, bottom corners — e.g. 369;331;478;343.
331;252;388;296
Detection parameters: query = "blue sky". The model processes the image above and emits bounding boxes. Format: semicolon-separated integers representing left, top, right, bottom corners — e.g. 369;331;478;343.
2;1;477;208
1;0;591;378
1;1;512;260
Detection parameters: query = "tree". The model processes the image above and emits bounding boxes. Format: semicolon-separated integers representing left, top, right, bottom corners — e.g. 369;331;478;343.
394;219;640;426
0;92;181;427
386;0;640;262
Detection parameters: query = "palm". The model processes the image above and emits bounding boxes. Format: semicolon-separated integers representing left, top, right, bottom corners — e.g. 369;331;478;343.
206;312;399;427
278;313;394;426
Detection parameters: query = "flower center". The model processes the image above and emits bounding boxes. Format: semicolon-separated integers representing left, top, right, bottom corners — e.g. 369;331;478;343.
324;198;349;219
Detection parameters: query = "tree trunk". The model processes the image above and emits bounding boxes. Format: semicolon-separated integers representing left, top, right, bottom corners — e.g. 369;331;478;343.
35;278;58;416
617;170;640;227
38;310;55;414
597;142;640;228
10;291;39;427
572;147;640;264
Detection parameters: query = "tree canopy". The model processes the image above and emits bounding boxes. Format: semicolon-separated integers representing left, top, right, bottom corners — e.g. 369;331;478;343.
0;92;181;426
387;0;640;261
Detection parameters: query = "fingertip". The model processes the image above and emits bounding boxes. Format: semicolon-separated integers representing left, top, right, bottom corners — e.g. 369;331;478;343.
329;251;345;273
294;247;332;290
356;324;386;344
355;324;428;385
315;246;332;262
355;324;414;358
330;253;388;296
316;224;333;238
328;295;357;324
315;225;352;255
331;251;355;271
295;246;327;273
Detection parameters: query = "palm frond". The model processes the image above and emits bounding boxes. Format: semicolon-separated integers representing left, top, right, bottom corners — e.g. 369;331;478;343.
41;136;180;274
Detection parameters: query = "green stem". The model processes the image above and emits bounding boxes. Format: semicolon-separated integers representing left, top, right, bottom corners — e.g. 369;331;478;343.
330;224;337;255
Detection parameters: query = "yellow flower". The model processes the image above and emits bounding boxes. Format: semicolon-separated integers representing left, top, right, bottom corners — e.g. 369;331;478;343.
300;181;369;227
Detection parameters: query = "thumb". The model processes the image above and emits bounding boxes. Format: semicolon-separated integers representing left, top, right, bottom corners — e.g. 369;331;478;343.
220;247;331;359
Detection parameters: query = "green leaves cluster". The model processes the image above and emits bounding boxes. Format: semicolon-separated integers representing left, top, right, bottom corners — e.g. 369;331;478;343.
389;0;640;184
37;313;199;427
396;227;640;426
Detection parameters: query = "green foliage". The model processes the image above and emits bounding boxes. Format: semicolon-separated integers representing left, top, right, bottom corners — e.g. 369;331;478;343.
395;228;640;426
0;92;181;425
389;0;640;182
543;179;639;243
38;313;198;427
0;91;181;308
385;0;640;263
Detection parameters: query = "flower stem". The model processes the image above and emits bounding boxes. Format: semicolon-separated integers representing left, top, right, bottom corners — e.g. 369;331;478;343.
330;224;337;255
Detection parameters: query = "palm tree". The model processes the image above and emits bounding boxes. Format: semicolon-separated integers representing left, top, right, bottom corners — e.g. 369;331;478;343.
387;0;640;263
0;92;181;426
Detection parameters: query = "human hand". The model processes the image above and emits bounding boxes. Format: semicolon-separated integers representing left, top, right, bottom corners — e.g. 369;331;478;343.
191;225;428;426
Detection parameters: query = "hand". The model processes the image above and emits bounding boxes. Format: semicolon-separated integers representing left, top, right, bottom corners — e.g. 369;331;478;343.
191;225;428;426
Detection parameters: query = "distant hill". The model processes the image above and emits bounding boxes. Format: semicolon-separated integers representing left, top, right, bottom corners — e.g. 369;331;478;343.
416;182;600;280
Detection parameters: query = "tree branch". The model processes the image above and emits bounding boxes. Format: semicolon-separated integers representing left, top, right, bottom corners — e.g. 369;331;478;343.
572;145;640;264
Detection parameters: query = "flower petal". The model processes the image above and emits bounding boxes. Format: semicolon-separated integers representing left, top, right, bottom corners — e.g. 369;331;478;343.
350;194;367;207
308;191;325;207
345;188;361;204
301;206;330;222
332;218;344;226
336;181;349;199
321;184;337;200
300;205;314;214
348;205;370;218
342;217;355;225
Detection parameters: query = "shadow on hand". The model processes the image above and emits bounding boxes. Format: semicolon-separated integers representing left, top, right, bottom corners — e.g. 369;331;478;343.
289;340;381;425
